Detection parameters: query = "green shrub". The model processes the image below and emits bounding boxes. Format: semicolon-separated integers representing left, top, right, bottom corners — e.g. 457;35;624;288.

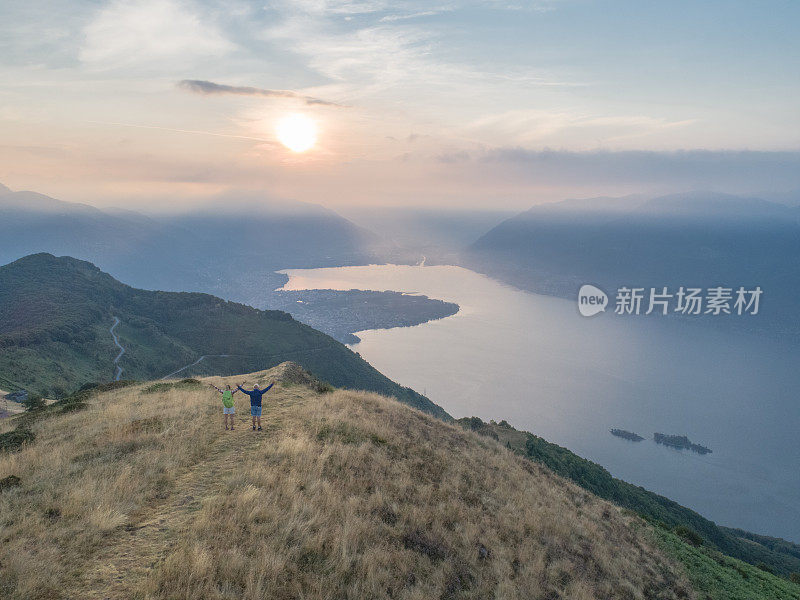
0;428;35;452
675;525;704;547
0;474;21;490
22;394;45;412
92;380;137;393
313;380;334;394
757;563;775;575
58;401;88;414
143;382;173;394
466;416;484;431
49;386;68;400
458;417;500;440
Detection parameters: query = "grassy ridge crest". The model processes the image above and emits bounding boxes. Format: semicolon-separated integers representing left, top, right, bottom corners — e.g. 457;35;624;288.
0;363;694;599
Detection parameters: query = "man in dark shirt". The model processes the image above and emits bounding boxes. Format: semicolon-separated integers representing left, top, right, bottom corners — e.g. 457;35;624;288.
237;381;275;431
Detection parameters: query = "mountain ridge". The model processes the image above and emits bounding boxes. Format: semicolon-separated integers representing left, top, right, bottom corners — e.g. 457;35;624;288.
2;363;798;598
0;253;447;419
0;183;378;300
463;190;800;338
0;363;697;599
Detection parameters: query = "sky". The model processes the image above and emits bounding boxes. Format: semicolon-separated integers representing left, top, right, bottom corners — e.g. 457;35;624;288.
1;0;799;210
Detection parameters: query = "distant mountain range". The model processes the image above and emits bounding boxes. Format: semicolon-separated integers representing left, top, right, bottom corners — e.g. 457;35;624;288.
0;184;378;303
0;253;447;419
341;206;517;264
464;191;800;339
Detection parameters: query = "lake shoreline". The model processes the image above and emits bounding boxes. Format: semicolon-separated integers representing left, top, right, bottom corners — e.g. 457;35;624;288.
278;262;800;543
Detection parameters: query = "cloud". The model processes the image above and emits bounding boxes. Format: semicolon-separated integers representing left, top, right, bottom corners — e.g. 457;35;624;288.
0;144;70;158
276;0;391;16
379;9;449;22
463;109;694;147
178;80;343;107
437;150;471;163
473;148;800;191
88;121;280;145
80;0;234;70
262;0;585;112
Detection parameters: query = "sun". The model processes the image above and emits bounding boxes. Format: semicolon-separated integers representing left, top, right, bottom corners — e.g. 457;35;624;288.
276;113;317;152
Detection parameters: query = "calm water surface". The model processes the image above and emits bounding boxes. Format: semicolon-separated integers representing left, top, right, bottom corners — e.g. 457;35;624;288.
280;264;800;542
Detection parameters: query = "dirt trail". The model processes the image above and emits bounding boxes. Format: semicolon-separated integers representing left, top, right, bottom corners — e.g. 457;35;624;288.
161;354;231;379
160;346;330;380
74;397;297;599
109;317;125;381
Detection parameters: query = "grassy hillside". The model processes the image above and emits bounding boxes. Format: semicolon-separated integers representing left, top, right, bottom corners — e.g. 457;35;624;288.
456;417;800;582
0;363;695;599
0;253;446;418
653;528;800;600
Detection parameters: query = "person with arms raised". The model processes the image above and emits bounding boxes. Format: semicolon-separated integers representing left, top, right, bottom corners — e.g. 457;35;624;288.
237;381;275;431
209;383;239;431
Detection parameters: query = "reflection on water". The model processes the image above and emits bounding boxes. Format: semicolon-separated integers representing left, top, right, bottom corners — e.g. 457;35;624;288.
279;263;800;542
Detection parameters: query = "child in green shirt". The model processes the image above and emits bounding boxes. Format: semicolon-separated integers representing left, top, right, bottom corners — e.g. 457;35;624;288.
209;383;239;430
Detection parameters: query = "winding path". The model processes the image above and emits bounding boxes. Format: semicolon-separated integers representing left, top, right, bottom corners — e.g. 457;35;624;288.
160;346;331;380
109;317;125;381
161;355;231;380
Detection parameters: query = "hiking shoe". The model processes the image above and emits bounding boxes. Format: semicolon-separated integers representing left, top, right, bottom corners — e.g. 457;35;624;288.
252;425;256;430
258;426;263;431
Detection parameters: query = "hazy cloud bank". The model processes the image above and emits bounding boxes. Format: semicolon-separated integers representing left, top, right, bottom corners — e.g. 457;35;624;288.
446;148;800;192
178;80;343;107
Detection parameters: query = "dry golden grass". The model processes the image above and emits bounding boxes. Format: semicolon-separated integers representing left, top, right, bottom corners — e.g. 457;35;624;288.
0;362;694;599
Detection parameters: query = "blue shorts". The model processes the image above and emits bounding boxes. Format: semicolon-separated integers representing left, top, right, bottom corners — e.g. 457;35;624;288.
250;406;262;417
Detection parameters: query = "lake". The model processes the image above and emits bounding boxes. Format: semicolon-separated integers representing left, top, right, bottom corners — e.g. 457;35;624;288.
279;263;800;542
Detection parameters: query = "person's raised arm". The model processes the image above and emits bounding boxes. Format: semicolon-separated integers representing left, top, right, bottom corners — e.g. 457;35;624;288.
237;383;251;393
263;382;275;392
208;383;222;393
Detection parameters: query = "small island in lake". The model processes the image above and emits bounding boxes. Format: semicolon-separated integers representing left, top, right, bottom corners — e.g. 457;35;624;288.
653;433;712;455
610;429;644;441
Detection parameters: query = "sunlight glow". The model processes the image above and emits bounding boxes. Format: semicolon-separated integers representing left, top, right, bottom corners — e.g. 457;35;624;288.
276;113;317;152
